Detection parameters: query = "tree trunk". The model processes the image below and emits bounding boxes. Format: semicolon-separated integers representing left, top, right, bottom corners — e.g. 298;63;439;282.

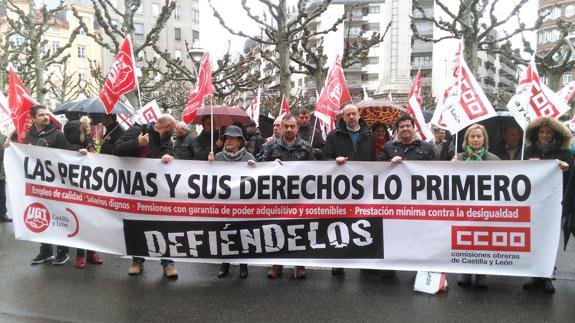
277;0;291;102
313;67;326;98
461;0;478;75
28;0;44;103
547;73;562;92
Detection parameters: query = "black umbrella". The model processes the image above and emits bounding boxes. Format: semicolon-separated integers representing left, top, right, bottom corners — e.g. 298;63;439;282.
454;111;523;155
54;97;134;117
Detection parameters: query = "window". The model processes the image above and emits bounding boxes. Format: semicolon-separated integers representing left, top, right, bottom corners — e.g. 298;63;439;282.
77;45;86;59
174;49;182;60
152;3;160;17
79;27;86;36
347;26;362;36
137;50;145;61
52;64;62;81
52;41;60;54
361;73;379;82
351;8;363;17
193;30;200;42
563;73;573;84
566;5;575;17
175;28;181;41
369;6;380;14
10;35;24;47
175;6;182;20
550;7;561;20
79;68;87;83
134;23;144;36
135;3;143;15
363;57;379;65
192;9;199;24
111;19;119;28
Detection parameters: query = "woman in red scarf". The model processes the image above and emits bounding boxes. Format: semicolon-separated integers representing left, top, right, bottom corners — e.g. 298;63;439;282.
371;123;388;158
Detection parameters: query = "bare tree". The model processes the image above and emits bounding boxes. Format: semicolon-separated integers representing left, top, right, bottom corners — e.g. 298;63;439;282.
3;0;81;102
411;0;543;75
45;60;84;105
74;0;266;114
288;14;391;92
209;0;347;100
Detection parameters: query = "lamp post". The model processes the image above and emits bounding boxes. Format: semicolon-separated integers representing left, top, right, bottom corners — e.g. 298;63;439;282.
187;40;205;78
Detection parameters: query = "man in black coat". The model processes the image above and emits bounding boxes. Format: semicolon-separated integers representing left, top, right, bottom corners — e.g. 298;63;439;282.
23;105;72;266
323;104;375;163
297;108;324;150
260;114;315;279
430;127;452;161
113;114;179;279
378;114;436;162
323;104;374;276
173;121;195;160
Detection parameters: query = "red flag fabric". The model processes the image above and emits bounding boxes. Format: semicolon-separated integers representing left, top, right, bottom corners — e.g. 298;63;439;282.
8;66;35;142
183;53;214;124
279;94;290;117
315;55;351;119
99;36;137;114
407;69;433;141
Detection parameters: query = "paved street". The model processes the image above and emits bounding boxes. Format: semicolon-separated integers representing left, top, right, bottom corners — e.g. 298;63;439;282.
1;222;575;322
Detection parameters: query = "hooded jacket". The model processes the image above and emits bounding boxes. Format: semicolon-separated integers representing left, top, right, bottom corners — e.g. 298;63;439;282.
113;122;173;159
524;117;573;162
323;118;375;161
64;119;96;151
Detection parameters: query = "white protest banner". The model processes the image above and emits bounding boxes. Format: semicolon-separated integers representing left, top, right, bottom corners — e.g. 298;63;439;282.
6;144;561;277
0;91;14;136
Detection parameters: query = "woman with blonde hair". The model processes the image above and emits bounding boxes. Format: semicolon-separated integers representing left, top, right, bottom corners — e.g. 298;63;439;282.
453;123;500;288
64;115;103;269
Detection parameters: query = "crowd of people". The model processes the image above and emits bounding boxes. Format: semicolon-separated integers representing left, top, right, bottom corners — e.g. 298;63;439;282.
0;102;572;295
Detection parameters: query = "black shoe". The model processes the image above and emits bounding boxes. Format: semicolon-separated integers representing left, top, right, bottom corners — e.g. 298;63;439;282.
543;278;555;294
0;214;12;222
53;253;70;266
218;263;230;278
331;268;345;276
523;278;544;290
240;264;248;279
457;274;472;287
31;253;53;265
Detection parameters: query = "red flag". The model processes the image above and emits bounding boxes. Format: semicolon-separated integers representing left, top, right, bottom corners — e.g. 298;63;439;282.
99;36;137;114
407;69;433;141
8;66;35;142
247;87;261;127
279;94;290;117
183;53;214;124
8;66;63;143
315;55;351;119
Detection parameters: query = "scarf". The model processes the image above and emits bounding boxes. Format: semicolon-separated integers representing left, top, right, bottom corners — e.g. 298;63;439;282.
464;145;487;161
374;137;386;157
535;139;559;155
221;147;247;161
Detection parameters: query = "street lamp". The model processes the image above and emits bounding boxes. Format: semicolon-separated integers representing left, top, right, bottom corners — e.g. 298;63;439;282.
187;40;205;77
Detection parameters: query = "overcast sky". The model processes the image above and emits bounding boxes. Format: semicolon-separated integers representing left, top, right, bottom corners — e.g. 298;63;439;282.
202;0;539;59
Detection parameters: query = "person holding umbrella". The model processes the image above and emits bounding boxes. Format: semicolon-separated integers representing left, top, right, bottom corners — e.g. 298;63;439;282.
208;125;256;278
192;115;223;161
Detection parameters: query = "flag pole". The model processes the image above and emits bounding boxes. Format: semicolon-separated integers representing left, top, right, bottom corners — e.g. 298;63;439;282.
210;96;214;154
127;35;144;111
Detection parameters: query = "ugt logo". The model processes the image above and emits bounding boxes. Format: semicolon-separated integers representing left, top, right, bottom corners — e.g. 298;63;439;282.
23;203;51;233
104;52;135;96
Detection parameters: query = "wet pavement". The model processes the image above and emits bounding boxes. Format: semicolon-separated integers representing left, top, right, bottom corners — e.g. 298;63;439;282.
1;222;575;322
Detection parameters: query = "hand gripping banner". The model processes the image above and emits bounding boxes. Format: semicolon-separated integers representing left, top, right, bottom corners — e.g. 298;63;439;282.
6;144;562;277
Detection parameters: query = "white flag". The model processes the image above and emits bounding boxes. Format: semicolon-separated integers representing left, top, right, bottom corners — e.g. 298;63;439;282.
0;91;15;136
506;59;571;130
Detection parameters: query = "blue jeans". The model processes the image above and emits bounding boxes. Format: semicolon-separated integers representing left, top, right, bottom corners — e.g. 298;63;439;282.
133;257;174;266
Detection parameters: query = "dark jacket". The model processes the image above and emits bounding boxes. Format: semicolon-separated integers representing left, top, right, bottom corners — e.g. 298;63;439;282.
323;118;375;161
245;128;265;156
192;130;222;161
0;133;6;180
64;120;96;152
491;145;521;160
298;125;324;149
23;123;69;150
260;136;315;162
100;121;124;155
431;139;452;161
174;133;195;160
256;137;278;162
113;122;173;158
377;136;436;161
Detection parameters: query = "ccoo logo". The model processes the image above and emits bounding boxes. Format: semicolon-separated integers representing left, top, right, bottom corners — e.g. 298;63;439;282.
23;203;51;233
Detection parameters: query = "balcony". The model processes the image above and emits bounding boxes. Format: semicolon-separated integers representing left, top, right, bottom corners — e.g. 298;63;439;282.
412;8;433;19
345;63;363;72
411;62;432;69
412;42;433;53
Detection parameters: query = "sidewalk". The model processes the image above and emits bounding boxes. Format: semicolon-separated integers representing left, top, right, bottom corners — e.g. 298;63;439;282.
1;223;574;323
